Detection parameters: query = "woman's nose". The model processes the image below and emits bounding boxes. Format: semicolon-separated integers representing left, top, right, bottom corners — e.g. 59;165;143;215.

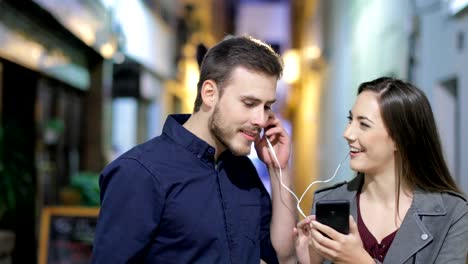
343;124;356;142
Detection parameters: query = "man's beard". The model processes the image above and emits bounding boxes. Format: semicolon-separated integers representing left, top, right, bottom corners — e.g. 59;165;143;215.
209;105;251;156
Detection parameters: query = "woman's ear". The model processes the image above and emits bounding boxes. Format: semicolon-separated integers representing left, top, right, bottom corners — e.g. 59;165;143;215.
201;80;218;108
392;140;398;152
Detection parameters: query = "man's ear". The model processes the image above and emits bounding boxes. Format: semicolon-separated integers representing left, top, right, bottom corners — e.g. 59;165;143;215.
201;80;218;108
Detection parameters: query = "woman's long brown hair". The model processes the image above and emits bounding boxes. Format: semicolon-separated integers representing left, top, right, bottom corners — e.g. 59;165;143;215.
357;77;462;221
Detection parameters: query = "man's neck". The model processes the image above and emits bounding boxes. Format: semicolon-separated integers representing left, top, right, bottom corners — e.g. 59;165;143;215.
183;113;225;159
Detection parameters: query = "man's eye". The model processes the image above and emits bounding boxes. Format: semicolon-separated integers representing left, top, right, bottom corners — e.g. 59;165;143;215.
265;105;272;111
244;101;255;107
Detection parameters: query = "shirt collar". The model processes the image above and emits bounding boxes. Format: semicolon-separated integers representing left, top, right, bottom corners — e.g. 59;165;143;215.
163;114;216;162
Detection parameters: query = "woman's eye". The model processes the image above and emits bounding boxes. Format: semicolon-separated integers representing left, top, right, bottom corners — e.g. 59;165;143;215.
360;122;370;128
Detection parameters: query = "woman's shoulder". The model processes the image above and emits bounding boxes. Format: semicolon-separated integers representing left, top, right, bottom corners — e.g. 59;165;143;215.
440;190;466;201
313;176;361;201
440;191;468;213
314;181;348;195
416;190;468;221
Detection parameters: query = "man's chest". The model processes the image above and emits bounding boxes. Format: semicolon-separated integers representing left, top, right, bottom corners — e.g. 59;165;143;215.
160;169;263;241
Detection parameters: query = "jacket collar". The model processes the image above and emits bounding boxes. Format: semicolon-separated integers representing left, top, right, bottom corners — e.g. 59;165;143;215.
343;174;447;215
413;189;446;216
384;191;440;263
343;175;447;263
384;190;447;263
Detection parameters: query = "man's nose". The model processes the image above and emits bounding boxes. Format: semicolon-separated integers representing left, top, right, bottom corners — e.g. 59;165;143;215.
252;108;269;128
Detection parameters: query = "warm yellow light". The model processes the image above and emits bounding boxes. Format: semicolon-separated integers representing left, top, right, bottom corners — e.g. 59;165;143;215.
304;46;321;60
29;43;43;63
184;59;200;112
70;20;96;46
282;49;300;84
100;42;116;59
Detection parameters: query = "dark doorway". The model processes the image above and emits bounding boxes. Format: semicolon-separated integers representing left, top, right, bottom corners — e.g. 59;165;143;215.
1;59;38;264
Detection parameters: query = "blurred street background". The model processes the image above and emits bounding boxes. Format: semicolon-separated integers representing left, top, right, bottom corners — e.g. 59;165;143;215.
0;0;467;263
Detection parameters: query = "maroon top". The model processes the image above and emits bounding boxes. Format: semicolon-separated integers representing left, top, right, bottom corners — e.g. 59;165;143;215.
357;193;398;263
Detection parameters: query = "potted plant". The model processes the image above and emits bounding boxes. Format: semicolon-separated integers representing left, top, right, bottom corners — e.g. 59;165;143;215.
59;171;100;206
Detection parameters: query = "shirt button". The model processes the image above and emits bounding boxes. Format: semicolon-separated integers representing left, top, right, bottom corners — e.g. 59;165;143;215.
207;148;214;154
197;154;202;158
421;233;428;240
379;244;385;248
434;206;442;212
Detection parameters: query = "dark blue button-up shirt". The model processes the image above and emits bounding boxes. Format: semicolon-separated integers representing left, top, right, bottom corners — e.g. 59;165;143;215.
92;114;278;264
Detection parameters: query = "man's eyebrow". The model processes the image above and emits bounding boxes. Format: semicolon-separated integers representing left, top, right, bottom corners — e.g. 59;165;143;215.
348;110;375;124
240;95;276;104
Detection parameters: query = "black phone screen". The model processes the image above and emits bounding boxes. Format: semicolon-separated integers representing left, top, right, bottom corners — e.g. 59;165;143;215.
315;200;350;235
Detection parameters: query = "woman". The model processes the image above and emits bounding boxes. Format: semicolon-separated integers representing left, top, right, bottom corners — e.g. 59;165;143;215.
295;77;468;263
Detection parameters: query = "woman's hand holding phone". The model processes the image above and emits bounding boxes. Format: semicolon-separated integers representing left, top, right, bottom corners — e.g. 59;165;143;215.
309;216;374;264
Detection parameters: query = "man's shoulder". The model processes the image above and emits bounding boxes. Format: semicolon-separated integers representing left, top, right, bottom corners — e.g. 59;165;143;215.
120;134;173;160
103;134;174;174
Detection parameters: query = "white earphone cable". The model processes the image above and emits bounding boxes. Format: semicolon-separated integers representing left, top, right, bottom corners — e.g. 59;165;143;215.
265;137;349;218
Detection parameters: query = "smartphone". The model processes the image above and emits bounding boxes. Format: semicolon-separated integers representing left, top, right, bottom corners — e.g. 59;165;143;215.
315;200;350;235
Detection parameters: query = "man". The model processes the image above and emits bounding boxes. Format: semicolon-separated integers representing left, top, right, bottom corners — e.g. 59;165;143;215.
92;36;296;263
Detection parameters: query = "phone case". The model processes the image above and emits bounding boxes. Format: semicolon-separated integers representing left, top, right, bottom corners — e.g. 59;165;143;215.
315;200;350;235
